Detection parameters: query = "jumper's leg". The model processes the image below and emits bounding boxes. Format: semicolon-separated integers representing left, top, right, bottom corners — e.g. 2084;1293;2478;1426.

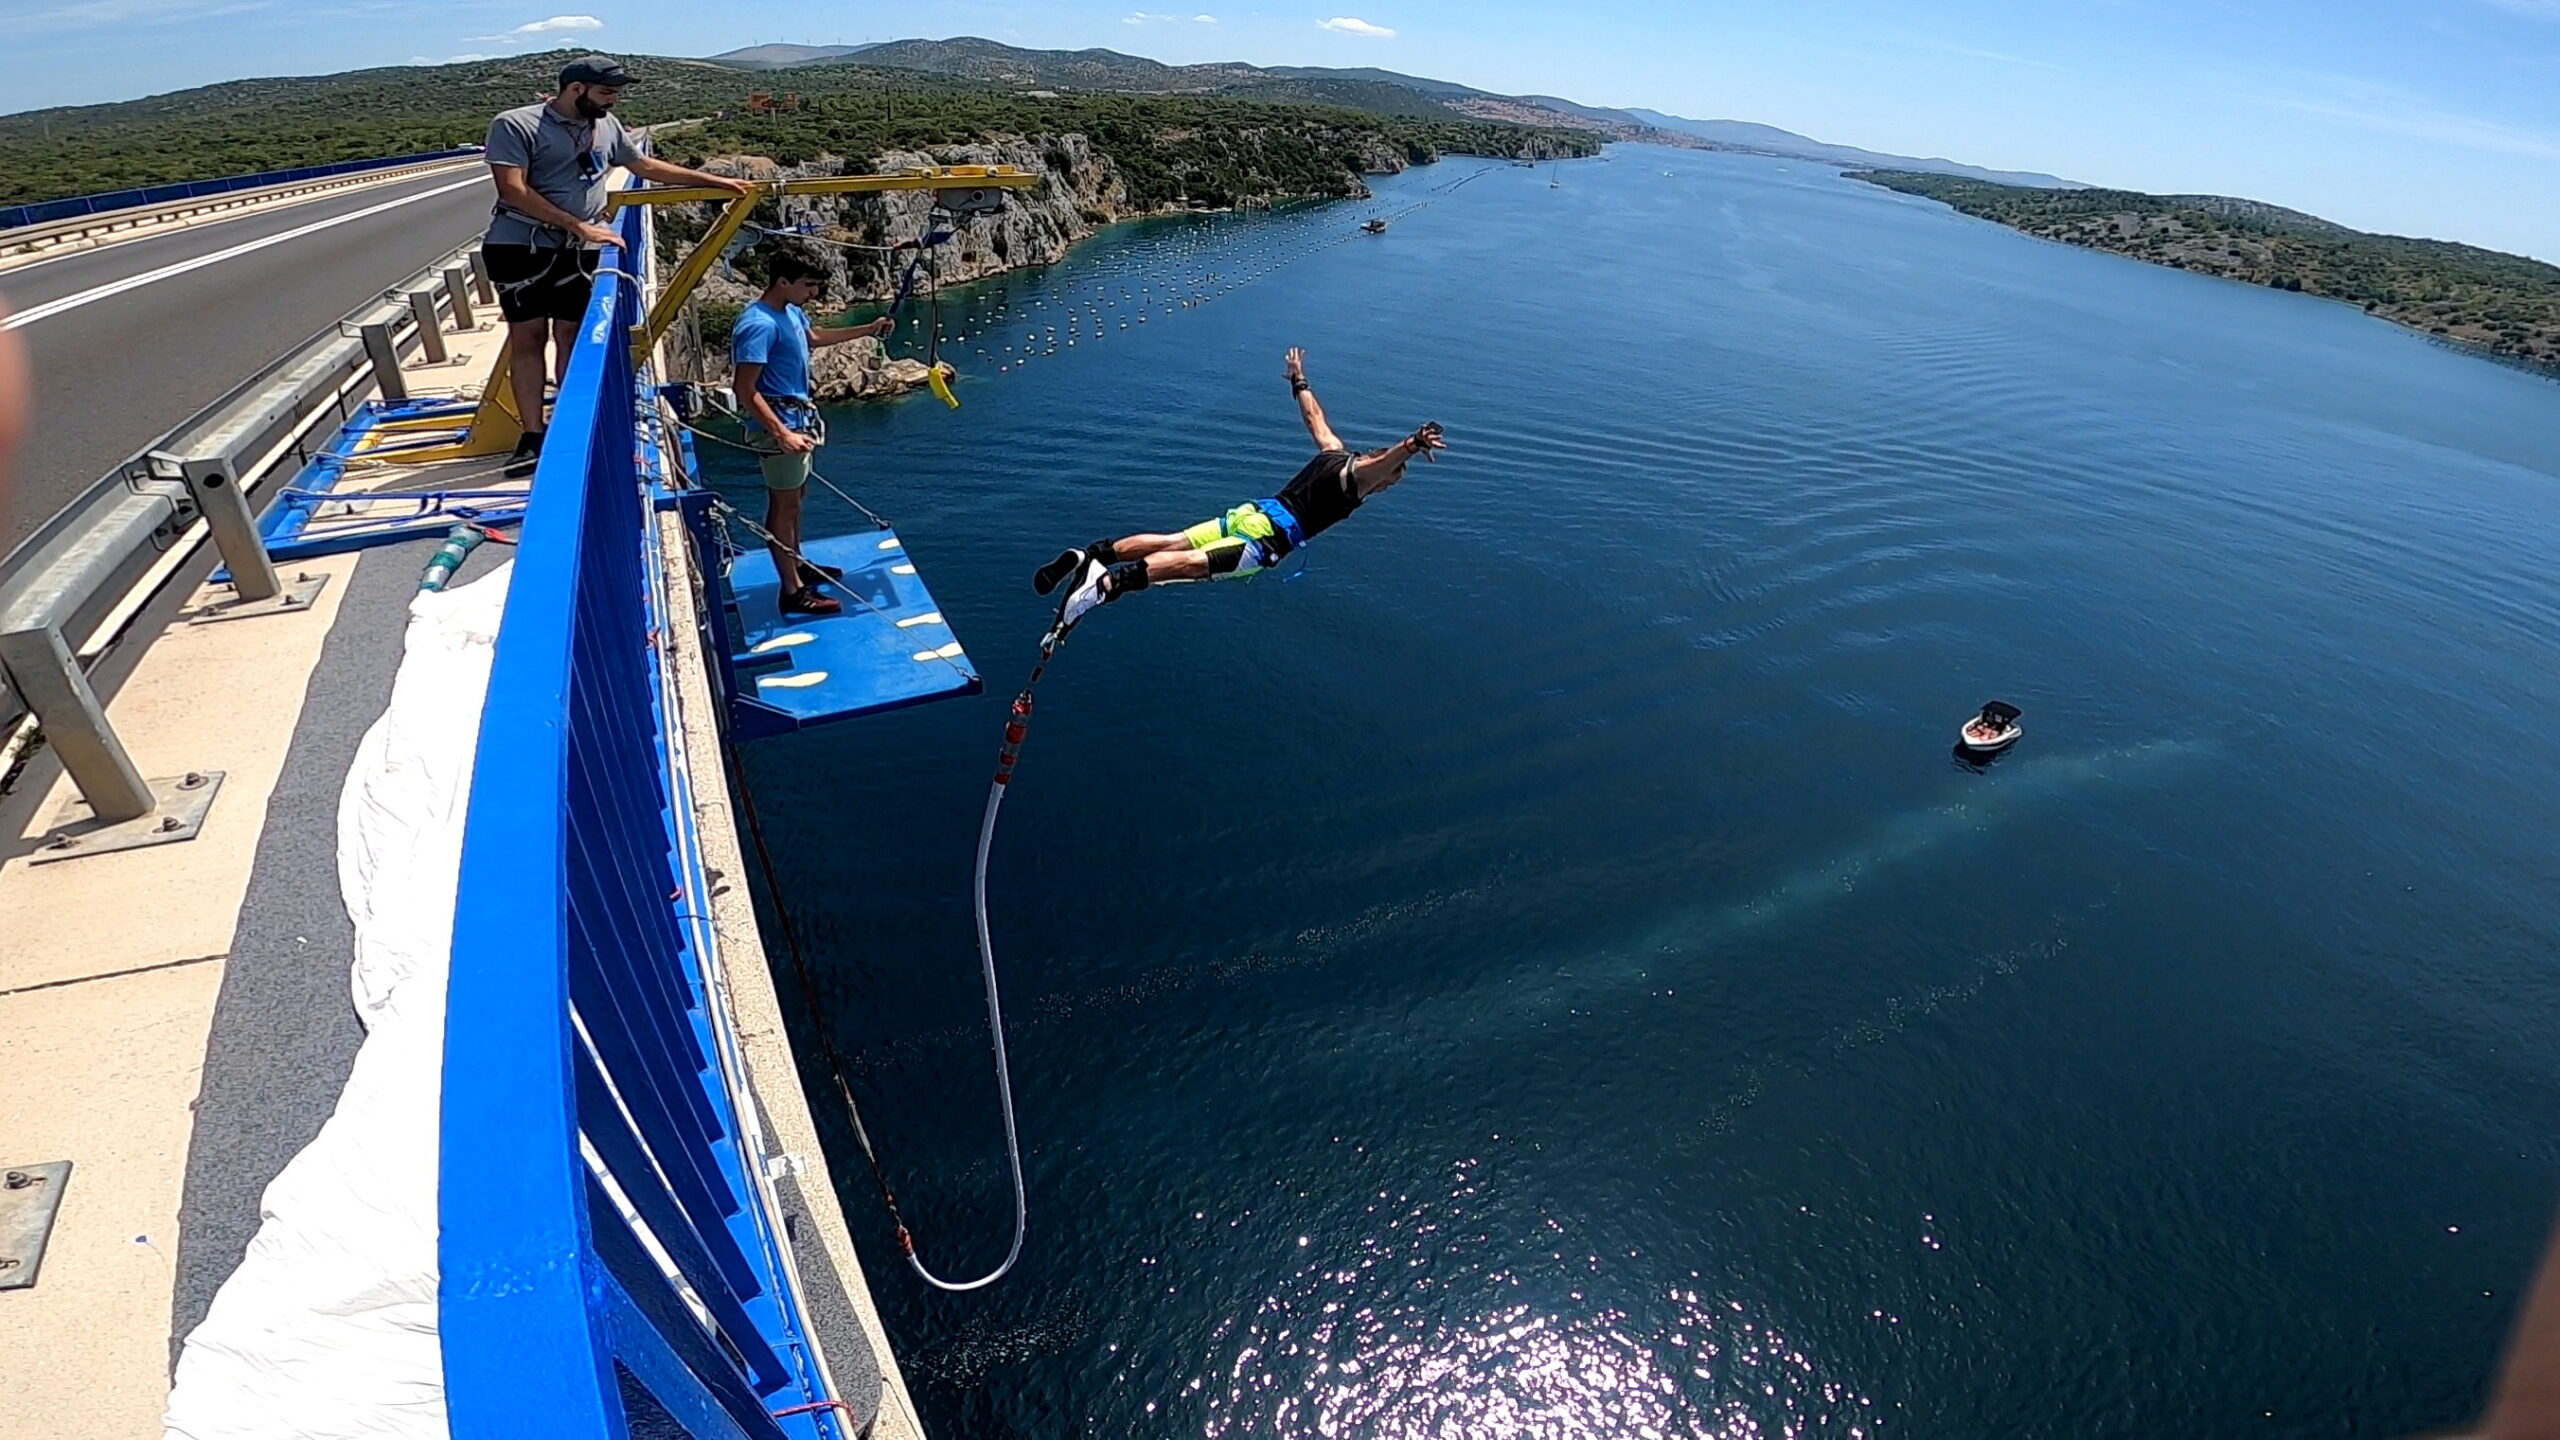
1109;532;1191;558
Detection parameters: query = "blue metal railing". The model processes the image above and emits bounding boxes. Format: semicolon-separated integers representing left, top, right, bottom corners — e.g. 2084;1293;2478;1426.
440;202;838;1438
0;147;480;233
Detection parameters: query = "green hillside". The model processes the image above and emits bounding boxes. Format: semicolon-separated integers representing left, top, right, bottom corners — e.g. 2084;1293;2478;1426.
1859;171;2560;370
0;46;1589;211
658;81;1592;210
0;51;751;206
850;37;1259;91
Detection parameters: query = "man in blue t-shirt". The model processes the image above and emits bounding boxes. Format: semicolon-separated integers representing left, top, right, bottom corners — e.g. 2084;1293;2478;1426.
732;247;894;615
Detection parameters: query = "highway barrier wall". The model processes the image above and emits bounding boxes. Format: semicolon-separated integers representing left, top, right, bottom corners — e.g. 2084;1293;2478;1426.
0;147;481;233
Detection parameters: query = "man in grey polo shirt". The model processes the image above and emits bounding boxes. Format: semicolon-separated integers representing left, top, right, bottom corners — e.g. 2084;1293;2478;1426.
483;54;750;476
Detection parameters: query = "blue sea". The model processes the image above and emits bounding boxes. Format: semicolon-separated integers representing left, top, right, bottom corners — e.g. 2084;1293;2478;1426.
705;145;2560;1438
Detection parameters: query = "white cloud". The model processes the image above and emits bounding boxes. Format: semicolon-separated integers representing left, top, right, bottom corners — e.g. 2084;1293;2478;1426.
1195;13;1218;21
1317;16;1395;37
410;51;494;64
2252;71;2560;164
1125;9;1217;21
509;13;601;34
462;13;604;44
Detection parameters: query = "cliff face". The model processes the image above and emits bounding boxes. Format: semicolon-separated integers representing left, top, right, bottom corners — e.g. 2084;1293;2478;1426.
677;137;1118;400
676;131;1409;401
716;137;1123;299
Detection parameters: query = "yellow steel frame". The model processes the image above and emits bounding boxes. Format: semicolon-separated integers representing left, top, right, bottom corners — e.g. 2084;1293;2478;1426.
361;165;1039;462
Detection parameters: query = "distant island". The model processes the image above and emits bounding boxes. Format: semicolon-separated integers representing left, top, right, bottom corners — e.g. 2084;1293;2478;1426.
1856;171;2560;373
1623;112;2078;189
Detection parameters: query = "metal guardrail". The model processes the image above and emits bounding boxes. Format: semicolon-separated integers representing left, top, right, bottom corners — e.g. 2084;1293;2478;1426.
0;236;491;841
0;148;481;234
439;200;842;1438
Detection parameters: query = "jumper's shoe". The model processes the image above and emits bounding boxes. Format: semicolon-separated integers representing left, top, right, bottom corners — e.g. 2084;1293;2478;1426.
1053;557;1111;632
779;587;842;617
796;560;845;587
1033;547;1086;596
1052;561;1148;636
504;431;545;479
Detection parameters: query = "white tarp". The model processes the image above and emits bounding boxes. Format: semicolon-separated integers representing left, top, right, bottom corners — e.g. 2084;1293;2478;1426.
165;562;511;1440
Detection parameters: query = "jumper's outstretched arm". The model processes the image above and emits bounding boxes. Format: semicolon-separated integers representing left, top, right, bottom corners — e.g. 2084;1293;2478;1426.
1285;347;1343;452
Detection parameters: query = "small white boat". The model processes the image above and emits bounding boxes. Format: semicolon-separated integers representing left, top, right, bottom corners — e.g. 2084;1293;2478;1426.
1958;700;2023;753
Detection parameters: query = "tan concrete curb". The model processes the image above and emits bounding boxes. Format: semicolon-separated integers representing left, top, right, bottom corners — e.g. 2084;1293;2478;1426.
657;507;932;1440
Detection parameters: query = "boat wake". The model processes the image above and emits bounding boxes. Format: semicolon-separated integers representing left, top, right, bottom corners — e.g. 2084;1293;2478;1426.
1389;738;2212;1057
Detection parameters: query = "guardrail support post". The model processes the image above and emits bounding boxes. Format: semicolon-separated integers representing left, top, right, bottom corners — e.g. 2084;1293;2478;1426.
467;249;496;305
0;628;152;825
407;289;449;365
0;626;223;862
442;266;477;330
360;322;409;402
156;453;328;624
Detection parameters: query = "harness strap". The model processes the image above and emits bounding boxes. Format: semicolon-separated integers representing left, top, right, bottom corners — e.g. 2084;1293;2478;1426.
1246;495;1308;563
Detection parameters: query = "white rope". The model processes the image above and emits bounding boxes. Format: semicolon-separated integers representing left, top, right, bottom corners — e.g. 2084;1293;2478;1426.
931;768;1032;1292
668;412;897;530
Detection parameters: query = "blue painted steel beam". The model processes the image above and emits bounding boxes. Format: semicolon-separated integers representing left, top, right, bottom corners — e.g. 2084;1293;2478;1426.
444;196;837;1440
586;1207;787;1440
439;264;626;1437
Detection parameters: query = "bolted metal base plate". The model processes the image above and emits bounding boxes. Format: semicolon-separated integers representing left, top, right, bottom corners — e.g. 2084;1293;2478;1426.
30;770;224;864
188;571;330;625
0;1161;73;1290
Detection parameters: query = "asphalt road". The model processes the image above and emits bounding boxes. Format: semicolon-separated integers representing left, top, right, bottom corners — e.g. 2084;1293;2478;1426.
0;164;497;552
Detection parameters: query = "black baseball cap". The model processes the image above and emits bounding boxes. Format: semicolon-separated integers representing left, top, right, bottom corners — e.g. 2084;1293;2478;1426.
560;55;634;87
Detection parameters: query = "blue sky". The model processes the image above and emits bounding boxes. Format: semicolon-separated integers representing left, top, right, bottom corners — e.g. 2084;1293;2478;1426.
5;0;2558;258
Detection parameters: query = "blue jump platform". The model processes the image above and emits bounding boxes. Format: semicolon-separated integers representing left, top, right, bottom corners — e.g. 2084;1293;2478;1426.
725;527;980;738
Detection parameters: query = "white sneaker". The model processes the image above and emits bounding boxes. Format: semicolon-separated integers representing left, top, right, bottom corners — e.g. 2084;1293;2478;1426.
1055;558;1110;630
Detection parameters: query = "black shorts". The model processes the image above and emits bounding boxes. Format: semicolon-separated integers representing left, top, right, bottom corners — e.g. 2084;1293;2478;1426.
482;243;601;325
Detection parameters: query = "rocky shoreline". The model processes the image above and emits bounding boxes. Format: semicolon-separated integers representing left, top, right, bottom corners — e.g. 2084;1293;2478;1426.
1855;170;2560;376
665;134;1434;402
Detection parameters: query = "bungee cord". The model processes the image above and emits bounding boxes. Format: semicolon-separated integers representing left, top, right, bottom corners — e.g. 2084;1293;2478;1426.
687;161;1512;1293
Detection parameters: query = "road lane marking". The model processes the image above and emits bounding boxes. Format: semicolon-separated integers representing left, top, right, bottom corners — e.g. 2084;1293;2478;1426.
0;159;480;280
3;175;487;331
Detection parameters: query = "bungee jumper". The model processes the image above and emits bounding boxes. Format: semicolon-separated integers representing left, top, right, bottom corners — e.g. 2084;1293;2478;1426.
1032;347;1447;634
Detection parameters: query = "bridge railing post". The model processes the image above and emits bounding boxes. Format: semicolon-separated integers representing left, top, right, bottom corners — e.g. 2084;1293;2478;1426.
359;322;408;402
406;288;448;365
0;626;154;825
151;452;280;603
442;266;478;331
